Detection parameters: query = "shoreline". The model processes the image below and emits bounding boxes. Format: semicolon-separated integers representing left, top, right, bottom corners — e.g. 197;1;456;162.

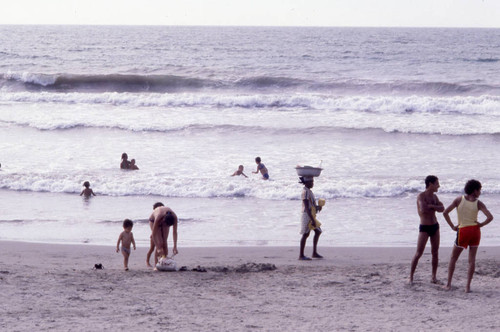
1;241;499;331
2;239;499;266
2;189;500;247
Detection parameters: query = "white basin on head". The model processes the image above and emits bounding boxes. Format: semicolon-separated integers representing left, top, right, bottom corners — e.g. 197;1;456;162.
295;166;322;177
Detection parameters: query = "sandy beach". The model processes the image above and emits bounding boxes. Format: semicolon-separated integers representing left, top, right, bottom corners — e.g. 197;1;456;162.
1;241;499;331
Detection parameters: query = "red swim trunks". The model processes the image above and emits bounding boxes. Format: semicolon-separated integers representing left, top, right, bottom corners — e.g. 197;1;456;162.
455;225;481;249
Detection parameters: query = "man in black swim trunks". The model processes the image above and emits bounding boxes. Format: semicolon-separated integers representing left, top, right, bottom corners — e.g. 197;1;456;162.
409;175;444;285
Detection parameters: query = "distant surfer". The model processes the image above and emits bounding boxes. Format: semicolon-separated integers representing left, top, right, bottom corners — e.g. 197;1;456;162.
299;176;323;260
252;157;269;180
409;175;444;285
149;202;178;268
231;165;248;177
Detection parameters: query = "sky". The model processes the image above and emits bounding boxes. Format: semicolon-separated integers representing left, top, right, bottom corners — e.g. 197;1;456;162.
1;0;499;28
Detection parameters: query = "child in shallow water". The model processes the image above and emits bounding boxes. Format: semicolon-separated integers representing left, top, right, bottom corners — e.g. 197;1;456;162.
116;219;136;271
80;181;96;198
231;165;248;177
252;157;269;180
129;159;139;170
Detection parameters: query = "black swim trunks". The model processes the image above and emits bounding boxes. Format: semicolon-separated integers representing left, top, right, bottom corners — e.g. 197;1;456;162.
419;223;439;237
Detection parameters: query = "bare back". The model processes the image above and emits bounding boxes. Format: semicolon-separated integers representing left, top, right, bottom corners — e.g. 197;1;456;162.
119;231;134;249
150;206;178;257
150;207;177;229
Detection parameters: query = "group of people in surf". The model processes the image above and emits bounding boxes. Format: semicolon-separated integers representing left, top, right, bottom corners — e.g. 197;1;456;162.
120;152;139;170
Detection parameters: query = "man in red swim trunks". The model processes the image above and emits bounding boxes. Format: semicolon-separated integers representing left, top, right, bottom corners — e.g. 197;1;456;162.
409;175;444;285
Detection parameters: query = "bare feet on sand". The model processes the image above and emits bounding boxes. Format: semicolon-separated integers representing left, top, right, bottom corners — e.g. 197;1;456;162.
431;278;442;285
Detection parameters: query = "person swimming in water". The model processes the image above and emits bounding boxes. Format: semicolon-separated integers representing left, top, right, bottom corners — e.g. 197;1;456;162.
80;181;96;198
120;153;130;169
129;159;139;170
232;165;248;178
252;157;269;180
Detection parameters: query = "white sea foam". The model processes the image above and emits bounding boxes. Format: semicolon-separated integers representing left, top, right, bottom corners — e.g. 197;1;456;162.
4;71;57;86
1;170;499;200
1;92;499;135
1;91;499;115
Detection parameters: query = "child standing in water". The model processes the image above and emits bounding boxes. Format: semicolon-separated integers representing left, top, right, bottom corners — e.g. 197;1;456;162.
252;157;269;180
80;181;96;198
116;219;136;271
129;159;139;170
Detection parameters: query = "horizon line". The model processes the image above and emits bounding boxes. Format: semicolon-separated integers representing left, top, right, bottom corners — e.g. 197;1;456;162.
1;23;499;29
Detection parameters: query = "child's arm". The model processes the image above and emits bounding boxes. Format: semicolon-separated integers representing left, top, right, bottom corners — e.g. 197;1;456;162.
91;189;96;196
80;190;84;196
131;233;136;250
116;233;122;252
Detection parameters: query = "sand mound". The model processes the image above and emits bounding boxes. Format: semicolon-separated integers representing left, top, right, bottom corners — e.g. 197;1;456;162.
210;262;277;273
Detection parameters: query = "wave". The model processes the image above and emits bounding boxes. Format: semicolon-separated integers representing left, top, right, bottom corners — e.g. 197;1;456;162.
2;119;500;137
1;90;499;115
2;72;217;92
1;171;499;200
466;58;499;63
2;71;500;95
1;92;499;135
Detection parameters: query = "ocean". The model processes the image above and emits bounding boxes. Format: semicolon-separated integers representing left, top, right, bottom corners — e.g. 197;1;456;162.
1;25;499;248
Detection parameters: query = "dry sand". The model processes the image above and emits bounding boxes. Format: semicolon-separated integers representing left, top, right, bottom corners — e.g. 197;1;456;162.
1;241;499;331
